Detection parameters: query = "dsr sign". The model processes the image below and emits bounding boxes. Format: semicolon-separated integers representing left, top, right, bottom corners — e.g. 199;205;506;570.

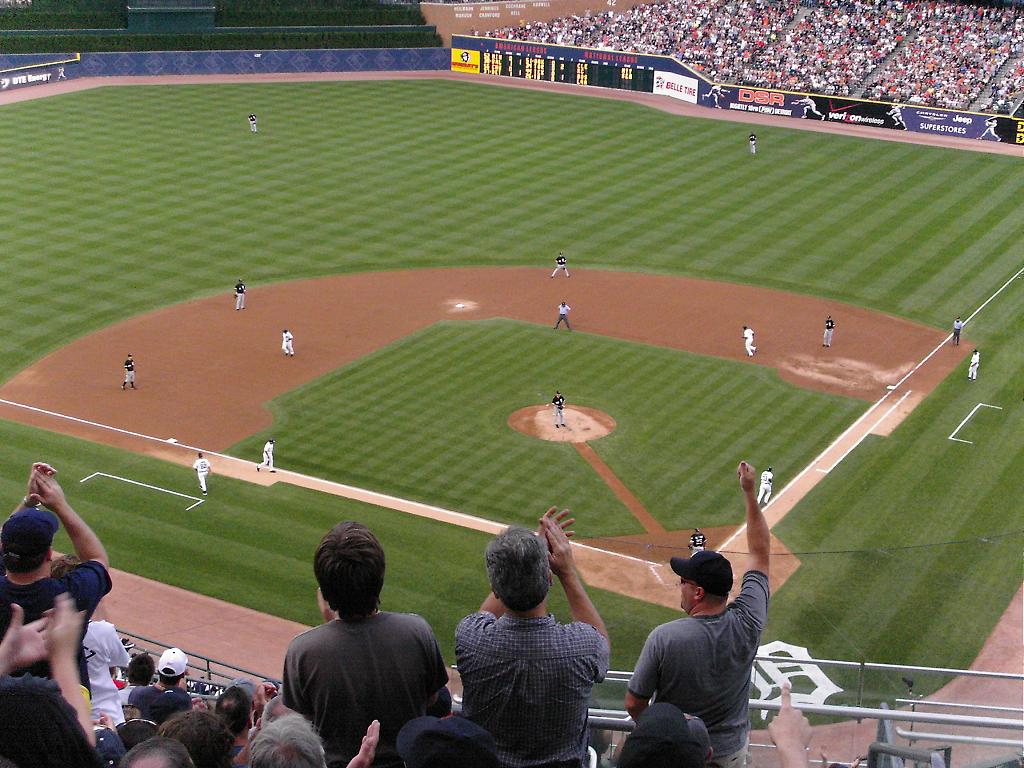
738;88;785;106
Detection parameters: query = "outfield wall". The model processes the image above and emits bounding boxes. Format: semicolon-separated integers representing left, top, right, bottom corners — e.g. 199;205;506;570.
452;35;1024;146
0;47;448;92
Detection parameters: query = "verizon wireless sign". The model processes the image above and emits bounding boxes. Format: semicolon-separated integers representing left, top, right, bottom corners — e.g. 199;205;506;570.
654;71;698;104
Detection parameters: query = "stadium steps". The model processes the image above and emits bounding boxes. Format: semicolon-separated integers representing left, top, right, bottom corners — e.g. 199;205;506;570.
970;52;1024;112
854;37;907;99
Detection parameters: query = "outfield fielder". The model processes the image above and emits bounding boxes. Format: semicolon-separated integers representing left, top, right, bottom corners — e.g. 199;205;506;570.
193;452;211;495
282;330;294;356
257;438;276;472
757;466;774;506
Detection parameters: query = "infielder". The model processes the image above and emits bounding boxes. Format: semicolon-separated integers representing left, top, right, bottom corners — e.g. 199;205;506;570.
282;329;294;356
743;326;756;356
554;302;572;330
757;466;774;506
952;317;964;346
749;132;757;155
122;354;136;390
235;279;246;310
193;452;211;495
551;252;570;278
689;528;706;554
248;113;258;133
968;349;980;381
257;438;276;472
823;315;835;347
552;391;566;428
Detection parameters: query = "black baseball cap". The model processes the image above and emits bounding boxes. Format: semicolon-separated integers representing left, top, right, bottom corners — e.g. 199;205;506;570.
397;716;500;768
670;550;733;597
619;704;711;768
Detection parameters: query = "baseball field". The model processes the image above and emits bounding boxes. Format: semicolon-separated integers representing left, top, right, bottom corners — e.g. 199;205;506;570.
0;77;1021;702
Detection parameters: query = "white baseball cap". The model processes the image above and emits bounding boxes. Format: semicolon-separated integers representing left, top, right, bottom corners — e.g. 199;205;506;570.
158;647;188;677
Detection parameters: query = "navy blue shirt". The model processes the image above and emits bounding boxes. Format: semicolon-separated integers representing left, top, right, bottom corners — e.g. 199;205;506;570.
0;559;112;689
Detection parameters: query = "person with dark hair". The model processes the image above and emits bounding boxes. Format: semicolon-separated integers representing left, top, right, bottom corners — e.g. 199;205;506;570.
123;735;196;768
130;648;192;724
282;521;447;768
0;462;111;689
214;685;253;763
618;703;712;768
626;462;771;768
397;715;499;768
119;718;160;751
456;508;609;768
159;710;234;768
121;652;157;706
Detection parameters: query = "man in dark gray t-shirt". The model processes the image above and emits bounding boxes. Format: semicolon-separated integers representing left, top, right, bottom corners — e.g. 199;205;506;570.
626;462;771;768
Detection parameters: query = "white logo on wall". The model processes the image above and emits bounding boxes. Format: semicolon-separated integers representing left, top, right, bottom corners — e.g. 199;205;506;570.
654;71;698;104
751;640;843;720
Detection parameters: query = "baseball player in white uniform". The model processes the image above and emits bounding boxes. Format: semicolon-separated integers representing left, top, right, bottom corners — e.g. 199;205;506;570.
968;349;980;380
257;438;276;472
743;326;756;356
248;113;258;133
282;329;294;356
193;452;211;495
757;466;774;506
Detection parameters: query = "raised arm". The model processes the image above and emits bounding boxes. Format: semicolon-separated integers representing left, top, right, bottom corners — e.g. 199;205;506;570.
738;461;769;576
26;463;108;567
542;508;609;644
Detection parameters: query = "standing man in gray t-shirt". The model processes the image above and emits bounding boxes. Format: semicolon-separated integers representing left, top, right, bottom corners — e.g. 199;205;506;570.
626;461;770;768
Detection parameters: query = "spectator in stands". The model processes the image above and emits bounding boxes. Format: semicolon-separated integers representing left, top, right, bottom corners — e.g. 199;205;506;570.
130;648;193;724
84;602;133;725
214;684;253;765
396;715;499;768
122;652;157;706
626;461;770;768
456;508;610;768
0;462;111;689
0;593;105;767
617;703;712;768
122;736;196;768
282;521;448;768
119;717;161;751
159;710;234;768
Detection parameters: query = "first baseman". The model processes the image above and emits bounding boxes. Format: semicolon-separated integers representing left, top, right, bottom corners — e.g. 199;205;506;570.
968;349;980;381
193;452;211;495
282;330;294;356
235;279;246;310
257;438;276;472
757;466;774;506
122;354;136;390
551;252;570;278
552;390;566;428
743;326;756;356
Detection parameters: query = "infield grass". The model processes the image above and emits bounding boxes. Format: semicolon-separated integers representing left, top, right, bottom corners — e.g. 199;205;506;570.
2;79;1022;673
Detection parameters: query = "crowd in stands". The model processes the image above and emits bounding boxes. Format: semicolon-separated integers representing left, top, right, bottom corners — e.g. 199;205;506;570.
483;0;1024;113
0;458;862;767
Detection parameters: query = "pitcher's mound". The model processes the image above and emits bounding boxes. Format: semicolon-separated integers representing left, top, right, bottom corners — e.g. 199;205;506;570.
508;406;616;443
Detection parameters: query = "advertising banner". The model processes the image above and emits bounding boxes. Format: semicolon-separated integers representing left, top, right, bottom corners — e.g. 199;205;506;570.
653;70;698;104
451;48;481;73
0;54;79;91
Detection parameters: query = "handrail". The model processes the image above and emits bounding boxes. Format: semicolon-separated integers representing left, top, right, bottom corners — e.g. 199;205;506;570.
895;699;1024;714
119;629;280;684
896;728;1024;748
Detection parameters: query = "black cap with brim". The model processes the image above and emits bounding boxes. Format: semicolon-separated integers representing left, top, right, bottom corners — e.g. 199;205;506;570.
397;716;500;768
619;703;711;768
670;550;733;596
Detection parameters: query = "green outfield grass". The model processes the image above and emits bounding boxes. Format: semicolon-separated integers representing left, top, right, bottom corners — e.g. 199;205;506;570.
229;320;864;536
1;79;1021;673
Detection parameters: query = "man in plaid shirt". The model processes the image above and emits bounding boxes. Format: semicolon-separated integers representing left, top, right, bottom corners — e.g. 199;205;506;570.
456;508;610;768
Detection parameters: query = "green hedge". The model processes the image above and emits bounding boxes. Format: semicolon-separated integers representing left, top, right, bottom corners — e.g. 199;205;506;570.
0;11;127;30
0;29;442;52
217;8;428;26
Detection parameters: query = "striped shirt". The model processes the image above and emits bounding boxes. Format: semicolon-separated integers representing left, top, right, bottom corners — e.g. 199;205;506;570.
456;612;608;768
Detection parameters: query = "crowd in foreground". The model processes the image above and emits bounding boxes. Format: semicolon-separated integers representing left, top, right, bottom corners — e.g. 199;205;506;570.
483;0;1024;112
0;459;838;768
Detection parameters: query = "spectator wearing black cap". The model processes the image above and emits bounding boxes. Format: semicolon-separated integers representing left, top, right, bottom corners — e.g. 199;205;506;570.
0;462;111;689
397;715;499;768
456;508;609;768
626;461;770;768
130;648;193;724
618;703;711;768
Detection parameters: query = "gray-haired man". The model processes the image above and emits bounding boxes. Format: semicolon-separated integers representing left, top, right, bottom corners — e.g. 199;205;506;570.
456;509;609;768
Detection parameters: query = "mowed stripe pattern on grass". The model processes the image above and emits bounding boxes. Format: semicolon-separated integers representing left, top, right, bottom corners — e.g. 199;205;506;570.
1;80;1023;384
230;320;864;537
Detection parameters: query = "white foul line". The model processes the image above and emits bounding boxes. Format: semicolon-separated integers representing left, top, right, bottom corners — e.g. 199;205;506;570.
948;403;1003;445
80;471;206;511
722;263;1023;552
819;390;912;473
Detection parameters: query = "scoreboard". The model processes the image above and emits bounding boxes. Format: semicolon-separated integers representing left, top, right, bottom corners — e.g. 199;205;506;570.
479;50;655;93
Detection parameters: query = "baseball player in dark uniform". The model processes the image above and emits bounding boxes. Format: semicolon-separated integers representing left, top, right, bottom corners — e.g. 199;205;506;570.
248;113;258;133
749;132;757;155
551;252;569;278
689;529;706;554
823;315;835;347
235;279;246;310
552;390;566;428
122;354;136;390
